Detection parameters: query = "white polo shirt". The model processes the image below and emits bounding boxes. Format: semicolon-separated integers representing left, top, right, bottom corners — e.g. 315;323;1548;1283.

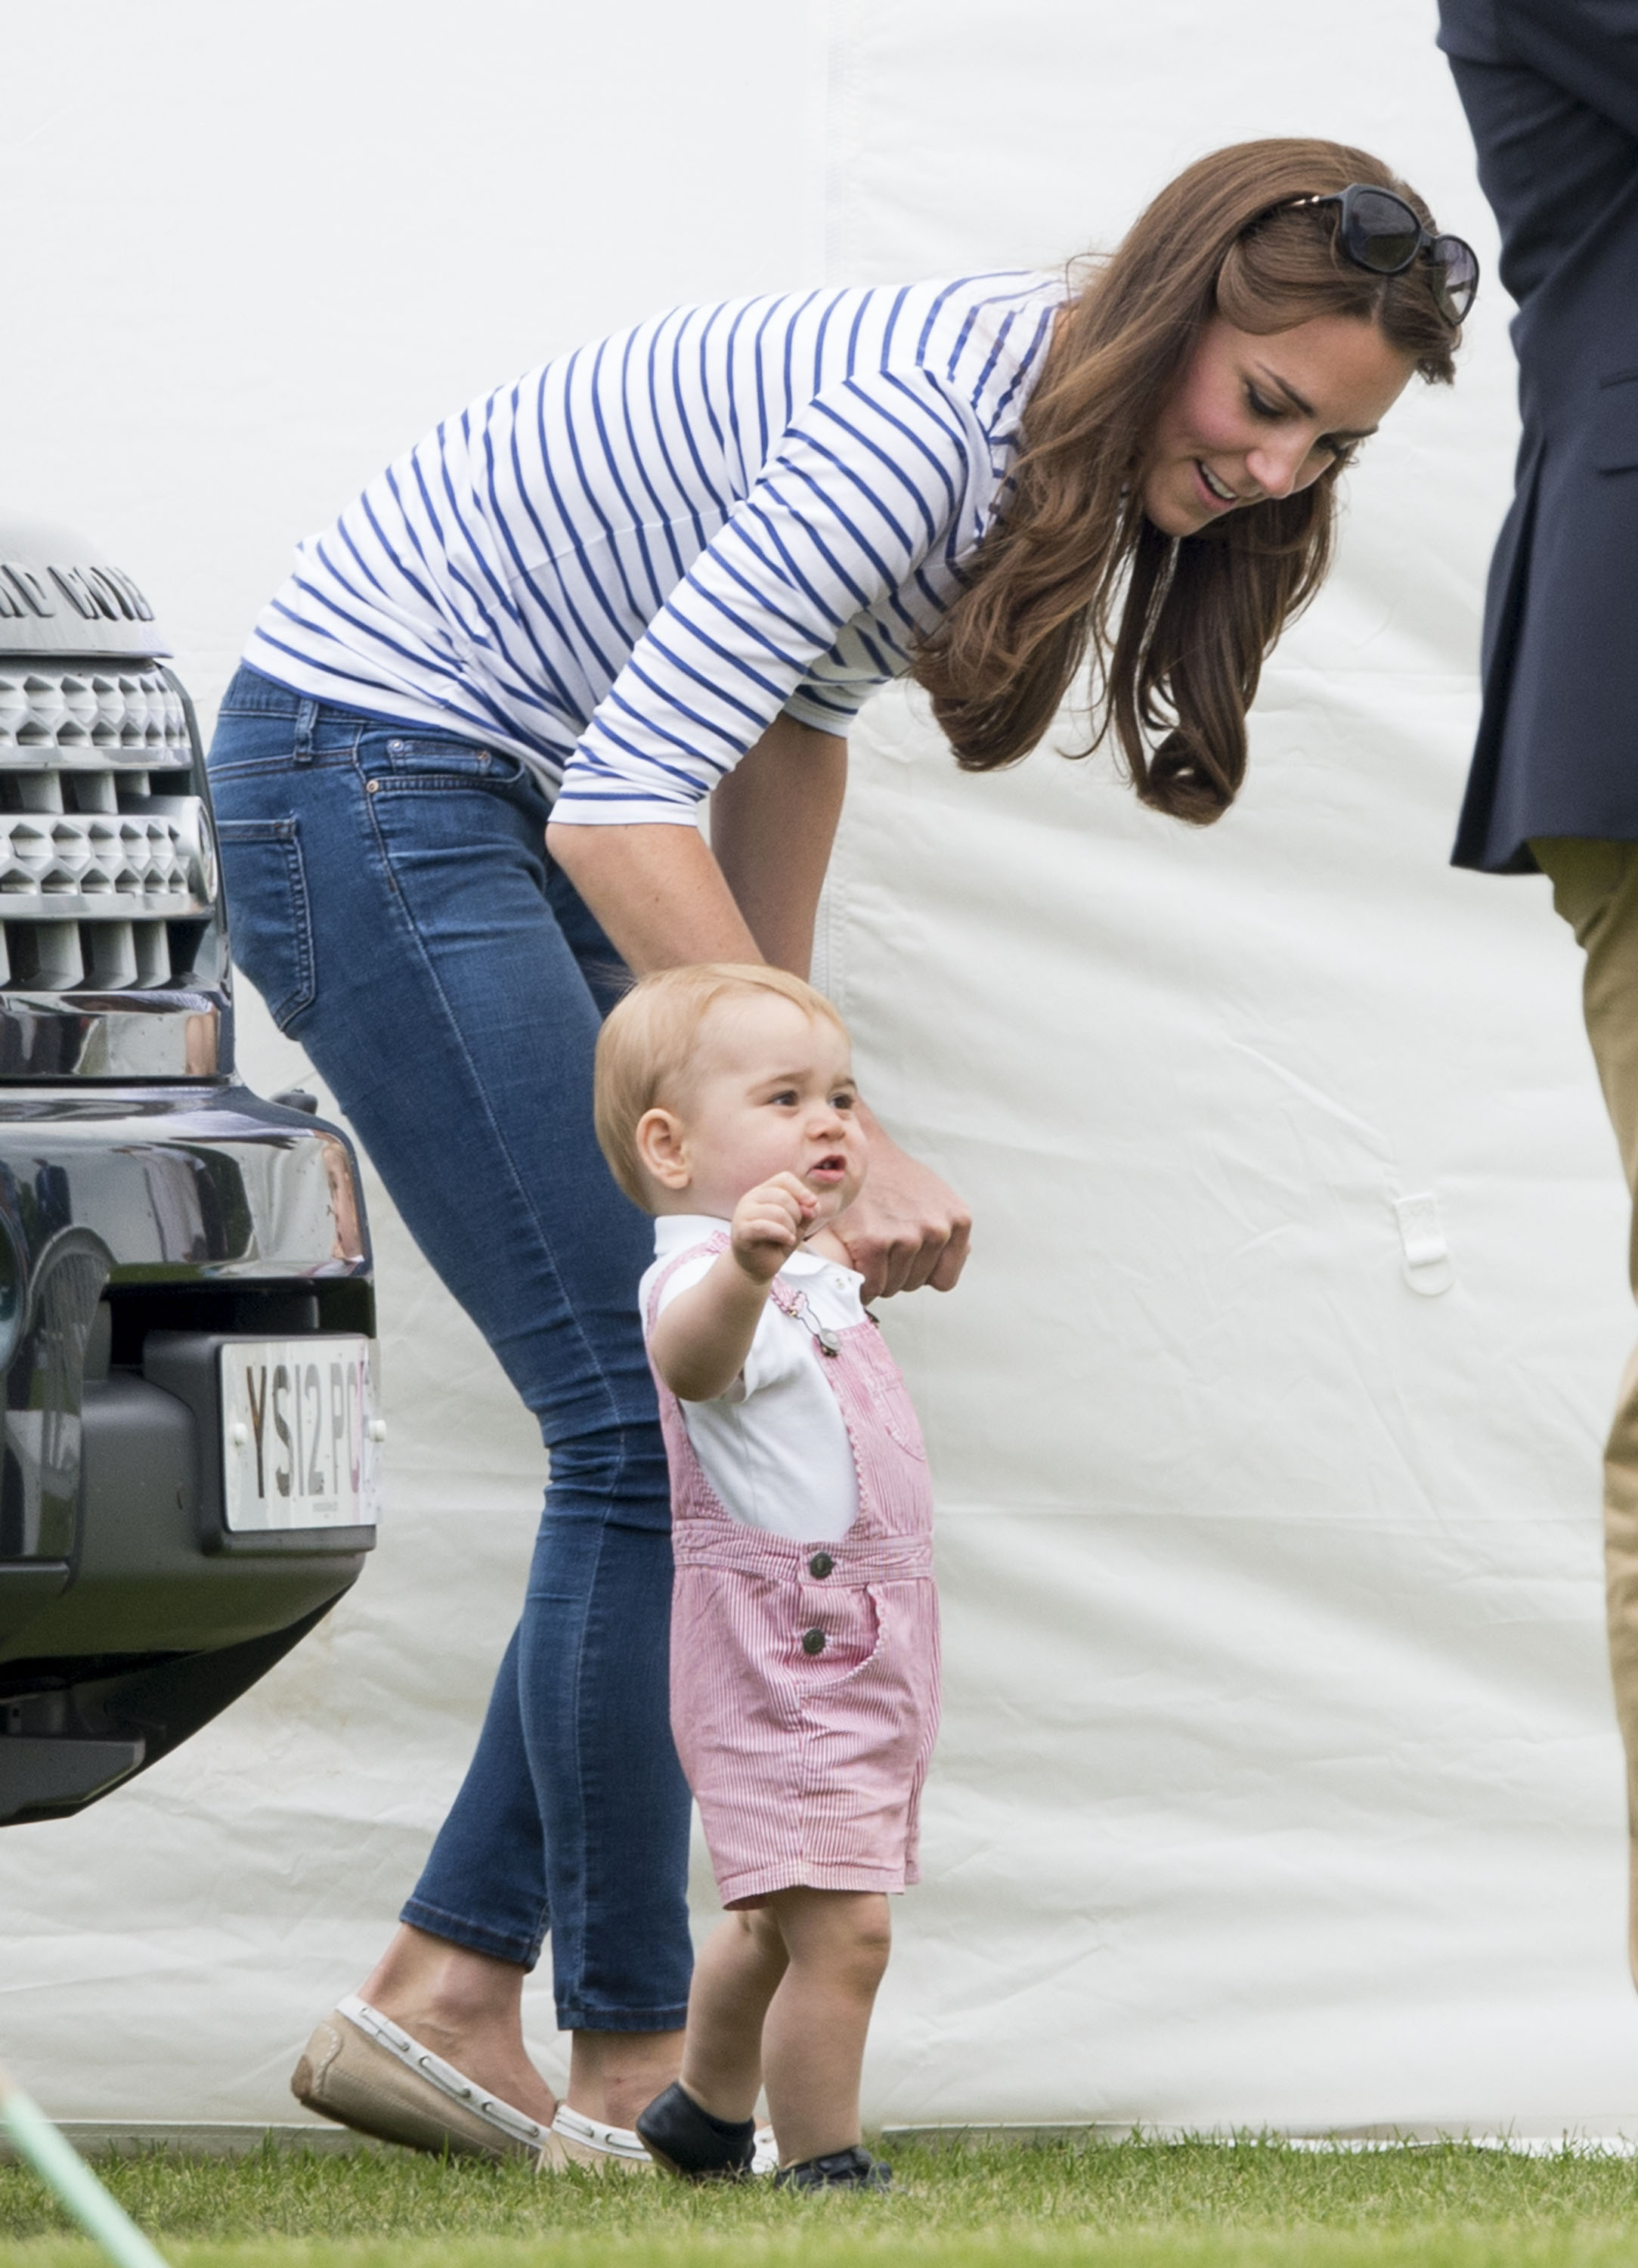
639;1213;865;1543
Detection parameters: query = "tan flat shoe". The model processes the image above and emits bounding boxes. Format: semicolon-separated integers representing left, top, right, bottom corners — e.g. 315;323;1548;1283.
550;2104;655;2174
292;1994;568;2167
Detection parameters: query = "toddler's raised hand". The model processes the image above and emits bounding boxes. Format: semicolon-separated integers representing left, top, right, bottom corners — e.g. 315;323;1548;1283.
731;1173;816;1283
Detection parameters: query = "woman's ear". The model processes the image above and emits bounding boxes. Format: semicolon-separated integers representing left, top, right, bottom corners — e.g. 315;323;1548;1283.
634;1106;692;1191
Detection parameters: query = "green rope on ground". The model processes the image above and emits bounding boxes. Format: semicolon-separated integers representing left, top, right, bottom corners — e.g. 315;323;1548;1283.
0;2076;170;2268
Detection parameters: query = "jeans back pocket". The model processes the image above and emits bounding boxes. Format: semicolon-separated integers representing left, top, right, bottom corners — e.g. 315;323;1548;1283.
215;817;317;1033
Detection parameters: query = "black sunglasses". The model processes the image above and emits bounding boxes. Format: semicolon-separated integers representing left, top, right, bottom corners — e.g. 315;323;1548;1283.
1289;184;1479;327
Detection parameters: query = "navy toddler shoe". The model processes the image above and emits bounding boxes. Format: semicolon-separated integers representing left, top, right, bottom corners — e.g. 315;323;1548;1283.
634;2081;756;2180
773;2143;893;2191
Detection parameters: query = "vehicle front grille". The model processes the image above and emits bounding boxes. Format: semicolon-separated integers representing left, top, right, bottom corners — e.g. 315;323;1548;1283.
0;668;188;756
0;665;215;996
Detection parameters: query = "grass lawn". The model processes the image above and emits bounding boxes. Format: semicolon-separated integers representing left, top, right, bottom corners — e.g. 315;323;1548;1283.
3;2132;1633;2268
4;2136;1638;2268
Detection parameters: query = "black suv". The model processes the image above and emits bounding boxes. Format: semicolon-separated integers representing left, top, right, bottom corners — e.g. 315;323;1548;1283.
0;516;376;1826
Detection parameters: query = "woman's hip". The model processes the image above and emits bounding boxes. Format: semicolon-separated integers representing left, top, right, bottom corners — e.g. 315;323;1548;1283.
208;665;655;1447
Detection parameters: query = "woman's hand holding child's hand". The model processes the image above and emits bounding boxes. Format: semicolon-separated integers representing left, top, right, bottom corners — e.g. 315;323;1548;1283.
731;1173;818;1283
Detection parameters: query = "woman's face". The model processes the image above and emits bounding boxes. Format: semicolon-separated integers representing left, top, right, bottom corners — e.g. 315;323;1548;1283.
1139;312;1418;538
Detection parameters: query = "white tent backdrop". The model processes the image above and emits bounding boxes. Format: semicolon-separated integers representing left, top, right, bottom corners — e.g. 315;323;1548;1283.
3;0;1635;2129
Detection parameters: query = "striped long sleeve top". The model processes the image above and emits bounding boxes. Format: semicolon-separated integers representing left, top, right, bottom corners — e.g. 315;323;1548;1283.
244;274;1066;825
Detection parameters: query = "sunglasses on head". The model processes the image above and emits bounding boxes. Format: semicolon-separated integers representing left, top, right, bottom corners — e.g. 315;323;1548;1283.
1287;184;1479;327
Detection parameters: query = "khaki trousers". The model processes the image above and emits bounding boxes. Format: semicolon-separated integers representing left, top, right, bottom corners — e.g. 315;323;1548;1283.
1533;835;1638;1980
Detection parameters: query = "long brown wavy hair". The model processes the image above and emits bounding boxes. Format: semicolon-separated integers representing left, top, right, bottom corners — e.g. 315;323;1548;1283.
909;139;1459;823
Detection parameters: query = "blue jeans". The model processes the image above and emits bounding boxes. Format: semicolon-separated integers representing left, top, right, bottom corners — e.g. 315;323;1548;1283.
206;664;692;2033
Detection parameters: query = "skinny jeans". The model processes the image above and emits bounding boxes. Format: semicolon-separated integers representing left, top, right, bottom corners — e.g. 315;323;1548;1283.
206;662;693;2032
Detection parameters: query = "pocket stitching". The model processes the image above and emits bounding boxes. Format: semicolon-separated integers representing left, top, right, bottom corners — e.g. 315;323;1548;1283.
368;773;523;794
217;818;316;1030
794;1585;890;1692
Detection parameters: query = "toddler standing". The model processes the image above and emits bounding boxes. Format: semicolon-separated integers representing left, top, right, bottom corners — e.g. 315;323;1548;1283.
593;964;940;2193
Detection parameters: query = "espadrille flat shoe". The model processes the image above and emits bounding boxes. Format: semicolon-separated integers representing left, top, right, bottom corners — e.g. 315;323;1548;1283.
550;2105;655;2173
292;1994;568;2166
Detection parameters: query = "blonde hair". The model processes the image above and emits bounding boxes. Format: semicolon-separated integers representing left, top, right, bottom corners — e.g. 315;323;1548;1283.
594;962;849;1209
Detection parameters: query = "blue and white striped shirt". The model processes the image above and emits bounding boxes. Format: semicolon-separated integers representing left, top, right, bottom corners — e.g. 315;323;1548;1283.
245;274;1066;825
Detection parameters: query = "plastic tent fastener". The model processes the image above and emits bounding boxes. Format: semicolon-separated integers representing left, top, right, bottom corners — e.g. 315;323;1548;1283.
1393;1192;1454;1297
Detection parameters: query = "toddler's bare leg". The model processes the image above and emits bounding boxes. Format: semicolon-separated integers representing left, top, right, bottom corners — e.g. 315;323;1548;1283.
679;1909;788;2123
760;1888;890;2165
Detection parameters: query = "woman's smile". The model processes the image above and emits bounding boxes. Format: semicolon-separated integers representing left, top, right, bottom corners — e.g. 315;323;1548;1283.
1195;459;1245;509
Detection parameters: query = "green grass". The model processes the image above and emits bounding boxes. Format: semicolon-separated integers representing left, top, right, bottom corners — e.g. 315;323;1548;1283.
2;2136;1637;2268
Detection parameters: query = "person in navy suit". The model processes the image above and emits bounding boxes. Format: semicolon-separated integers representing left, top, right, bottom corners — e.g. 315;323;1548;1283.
1442;0;1638;1974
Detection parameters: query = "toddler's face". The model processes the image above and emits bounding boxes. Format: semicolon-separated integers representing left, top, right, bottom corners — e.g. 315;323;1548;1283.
645;993;867;1225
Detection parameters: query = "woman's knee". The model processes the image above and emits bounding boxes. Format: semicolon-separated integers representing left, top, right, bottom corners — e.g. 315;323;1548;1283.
544;1419;670;1526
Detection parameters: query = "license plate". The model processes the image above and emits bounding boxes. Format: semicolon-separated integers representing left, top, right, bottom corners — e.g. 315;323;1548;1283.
220;1337;381;1532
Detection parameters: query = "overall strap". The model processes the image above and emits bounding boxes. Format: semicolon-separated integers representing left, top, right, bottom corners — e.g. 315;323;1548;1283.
767;1275;845;1357
643;1232;730;1333
643;1232;736;1533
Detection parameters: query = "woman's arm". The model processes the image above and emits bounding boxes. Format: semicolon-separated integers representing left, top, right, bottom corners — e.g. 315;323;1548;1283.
548;711;972;1298
546;713;844;976
544;817;758;973
711;716;847;976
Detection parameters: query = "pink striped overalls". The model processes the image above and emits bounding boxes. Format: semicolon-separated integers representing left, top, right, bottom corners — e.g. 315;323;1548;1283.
646;1235;941;1909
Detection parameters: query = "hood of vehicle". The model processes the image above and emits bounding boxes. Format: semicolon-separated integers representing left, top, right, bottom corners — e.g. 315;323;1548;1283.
0;516;172;661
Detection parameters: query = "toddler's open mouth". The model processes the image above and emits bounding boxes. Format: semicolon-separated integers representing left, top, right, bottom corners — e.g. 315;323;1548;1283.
807;1153;848;1185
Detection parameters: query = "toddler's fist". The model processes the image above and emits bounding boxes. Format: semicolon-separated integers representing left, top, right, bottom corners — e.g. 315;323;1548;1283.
730;1173;816;1282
